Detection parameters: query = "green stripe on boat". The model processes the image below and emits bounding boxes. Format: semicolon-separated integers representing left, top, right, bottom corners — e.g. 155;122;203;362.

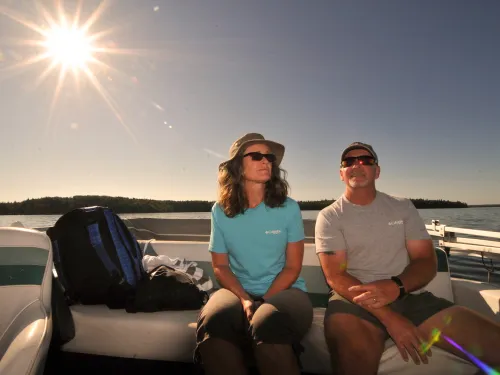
0;247;49;266
0;265;46;286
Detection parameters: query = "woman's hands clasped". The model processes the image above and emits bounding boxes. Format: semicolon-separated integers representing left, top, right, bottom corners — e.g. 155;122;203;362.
241;297;264;322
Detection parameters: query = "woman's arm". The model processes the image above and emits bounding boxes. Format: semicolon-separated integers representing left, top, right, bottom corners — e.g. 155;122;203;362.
211;252;251;302
263;240;304;299
209;205;251;300
263;200;305;299
212;252;259;322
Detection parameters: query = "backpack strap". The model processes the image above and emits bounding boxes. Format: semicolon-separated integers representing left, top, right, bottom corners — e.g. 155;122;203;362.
101;209;137;286
87;222;120;277
111;214;143;280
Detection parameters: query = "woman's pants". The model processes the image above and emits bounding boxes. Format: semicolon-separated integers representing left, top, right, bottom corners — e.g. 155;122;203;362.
195;288;313;375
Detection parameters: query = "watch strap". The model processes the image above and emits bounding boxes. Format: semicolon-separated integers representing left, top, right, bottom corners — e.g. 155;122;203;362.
391;276;406;300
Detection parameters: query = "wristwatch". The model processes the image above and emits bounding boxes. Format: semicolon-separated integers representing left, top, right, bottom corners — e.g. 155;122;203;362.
391;276;407;300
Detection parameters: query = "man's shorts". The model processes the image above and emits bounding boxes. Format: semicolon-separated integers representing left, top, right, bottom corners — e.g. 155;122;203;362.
325;290;454;336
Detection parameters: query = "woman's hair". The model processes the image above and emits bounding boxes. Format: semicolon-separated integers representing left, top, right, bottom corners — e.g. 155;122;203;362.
217;152;289;218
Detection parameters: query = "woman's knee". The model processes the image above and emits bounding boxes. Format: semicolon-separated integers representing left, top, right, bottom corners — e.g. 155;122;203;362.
251;308;295;343
197;289;243;339
251;290;313;343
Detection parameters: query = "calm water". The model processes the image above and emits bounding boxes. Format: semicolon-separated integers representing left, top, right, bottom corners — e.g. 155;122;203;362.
1;207;499;231
1;207;499;284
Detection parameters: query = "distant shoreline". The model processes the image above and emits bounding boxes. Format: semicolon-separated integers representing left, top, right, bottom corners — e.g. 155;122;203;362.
2;206;500;216
0;195;476;215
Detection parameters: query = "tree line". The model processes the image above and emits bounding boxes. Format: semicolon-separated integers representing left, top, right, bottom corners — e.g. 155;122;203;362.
0;195;468;215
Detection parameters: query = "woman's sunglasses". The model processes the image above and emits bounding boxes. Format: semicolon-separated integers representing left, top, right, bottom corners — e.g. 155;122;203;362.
341;155;376;168
243;152;277;163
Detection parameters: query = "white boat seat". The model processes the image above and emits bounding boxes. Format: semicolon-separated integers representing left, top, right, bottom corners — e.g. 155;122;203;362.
61;244;478;374
62;305;199;362
63;304;476;375
299;248;475;374
0;228;53;375
451;278;500;323
378;248;475;374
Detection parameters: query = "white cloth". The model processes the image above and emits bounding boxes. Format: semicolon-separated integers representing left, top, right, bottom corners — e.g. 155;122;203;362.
142;254;214;294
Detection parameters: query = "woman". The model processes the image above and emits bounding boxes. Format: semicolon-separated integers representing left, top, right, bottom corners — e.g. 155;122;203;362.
196;133;313;375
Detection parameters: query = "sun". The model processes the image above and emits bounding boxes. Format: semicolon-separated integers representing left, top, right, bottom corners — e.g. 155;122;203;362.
0;0;142;142
43;25;93;69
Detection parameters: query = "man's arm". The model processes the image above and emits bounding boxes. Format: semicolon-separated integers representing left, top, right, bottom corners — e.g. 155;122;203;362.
352;240;437;309
314;211;382;307
346;240;436;308
350;199;437;307
316;203;433;364
399;199;437;291
318;251;432;364
397;238;437;292
318;251;394;322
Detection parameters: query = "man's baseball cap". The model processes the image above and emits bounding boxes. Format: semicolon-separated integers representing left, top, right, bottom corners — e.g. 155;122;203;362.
340;142;378;164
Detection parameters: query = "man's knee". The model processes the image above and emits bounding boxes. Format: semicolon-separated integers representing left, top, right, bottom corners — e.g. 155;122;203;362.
324;313;386;354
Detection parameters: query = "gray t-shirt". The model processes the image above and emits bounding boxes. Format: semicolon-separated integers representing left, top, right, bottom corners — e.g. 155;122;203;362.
315;191;430;288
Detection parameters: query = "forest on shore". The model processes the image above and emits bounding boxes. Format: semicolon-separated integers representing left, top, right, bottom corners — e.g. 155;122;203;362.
0;195;469;215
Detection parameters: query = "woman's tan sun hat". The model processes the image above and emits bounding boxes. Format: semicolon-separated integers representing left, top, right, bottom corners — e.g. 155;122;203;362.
219;133;285;169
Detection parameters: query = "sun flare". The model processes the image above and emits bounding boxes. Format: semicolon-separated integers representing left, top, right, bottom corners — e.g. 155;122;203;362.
0;0;142;142
43;25;93;69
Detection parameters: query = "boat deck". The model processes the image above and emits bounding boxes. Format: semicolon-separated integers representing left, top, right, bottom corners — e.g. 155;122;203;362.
44;350;319;375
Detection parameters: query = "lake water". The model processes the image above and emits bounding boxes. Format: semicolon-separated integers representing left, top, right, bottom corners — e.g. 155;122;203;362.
1;207;499;284
1;207;499;231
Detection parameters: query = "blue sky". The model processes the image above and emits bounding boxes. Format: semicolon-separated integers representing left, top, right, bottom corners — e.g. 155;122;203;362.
0;0;499;205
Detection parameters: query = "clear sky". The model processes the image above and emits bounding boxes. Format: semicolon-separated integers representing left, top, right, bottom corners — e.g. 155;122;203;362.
0;0;499;205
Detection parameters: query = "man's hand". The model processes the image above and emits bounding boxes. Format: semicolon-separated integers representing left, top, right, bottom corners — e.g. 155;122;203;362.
383;313;432;364
349;279;400;308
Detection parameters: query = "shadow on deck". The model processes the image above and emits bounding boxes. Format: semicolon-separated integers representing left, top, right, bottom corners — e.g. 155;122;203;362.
44;349;319;375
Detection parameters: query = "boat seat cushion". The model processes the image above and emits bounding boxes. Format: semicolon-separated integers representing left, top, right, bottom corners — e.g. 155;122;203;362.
425;247;454;303
61;244;476;373
0;302;51;375
300;308;476;374
451;278;500;323
0;228;53;375
62;305;199;362
62;304;476;374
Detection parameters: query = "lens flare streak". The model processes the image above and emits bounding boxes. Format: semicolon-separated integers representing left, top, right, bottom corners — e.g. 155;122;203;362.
443;335;499;375
421;318;497;375
421;328;441;354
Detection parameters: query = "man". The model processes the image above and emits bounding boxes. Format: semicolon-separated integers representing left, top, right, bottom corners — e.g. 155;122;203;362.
315;142;500;374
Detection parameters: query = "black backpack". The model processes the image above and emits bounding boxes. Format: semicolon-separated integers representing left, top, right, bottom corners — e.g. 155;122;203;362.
126;265;208;313
47;206;145;309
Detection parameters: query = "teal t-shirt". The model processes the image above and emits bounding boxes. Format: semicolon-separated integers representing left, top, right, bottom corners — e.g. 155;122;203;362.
209;197;307;296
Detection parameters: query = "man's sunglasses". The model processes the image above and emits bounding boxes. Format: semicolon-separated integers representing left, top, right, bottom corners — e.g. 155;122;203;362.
341;155;376;168
243;152;277;163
